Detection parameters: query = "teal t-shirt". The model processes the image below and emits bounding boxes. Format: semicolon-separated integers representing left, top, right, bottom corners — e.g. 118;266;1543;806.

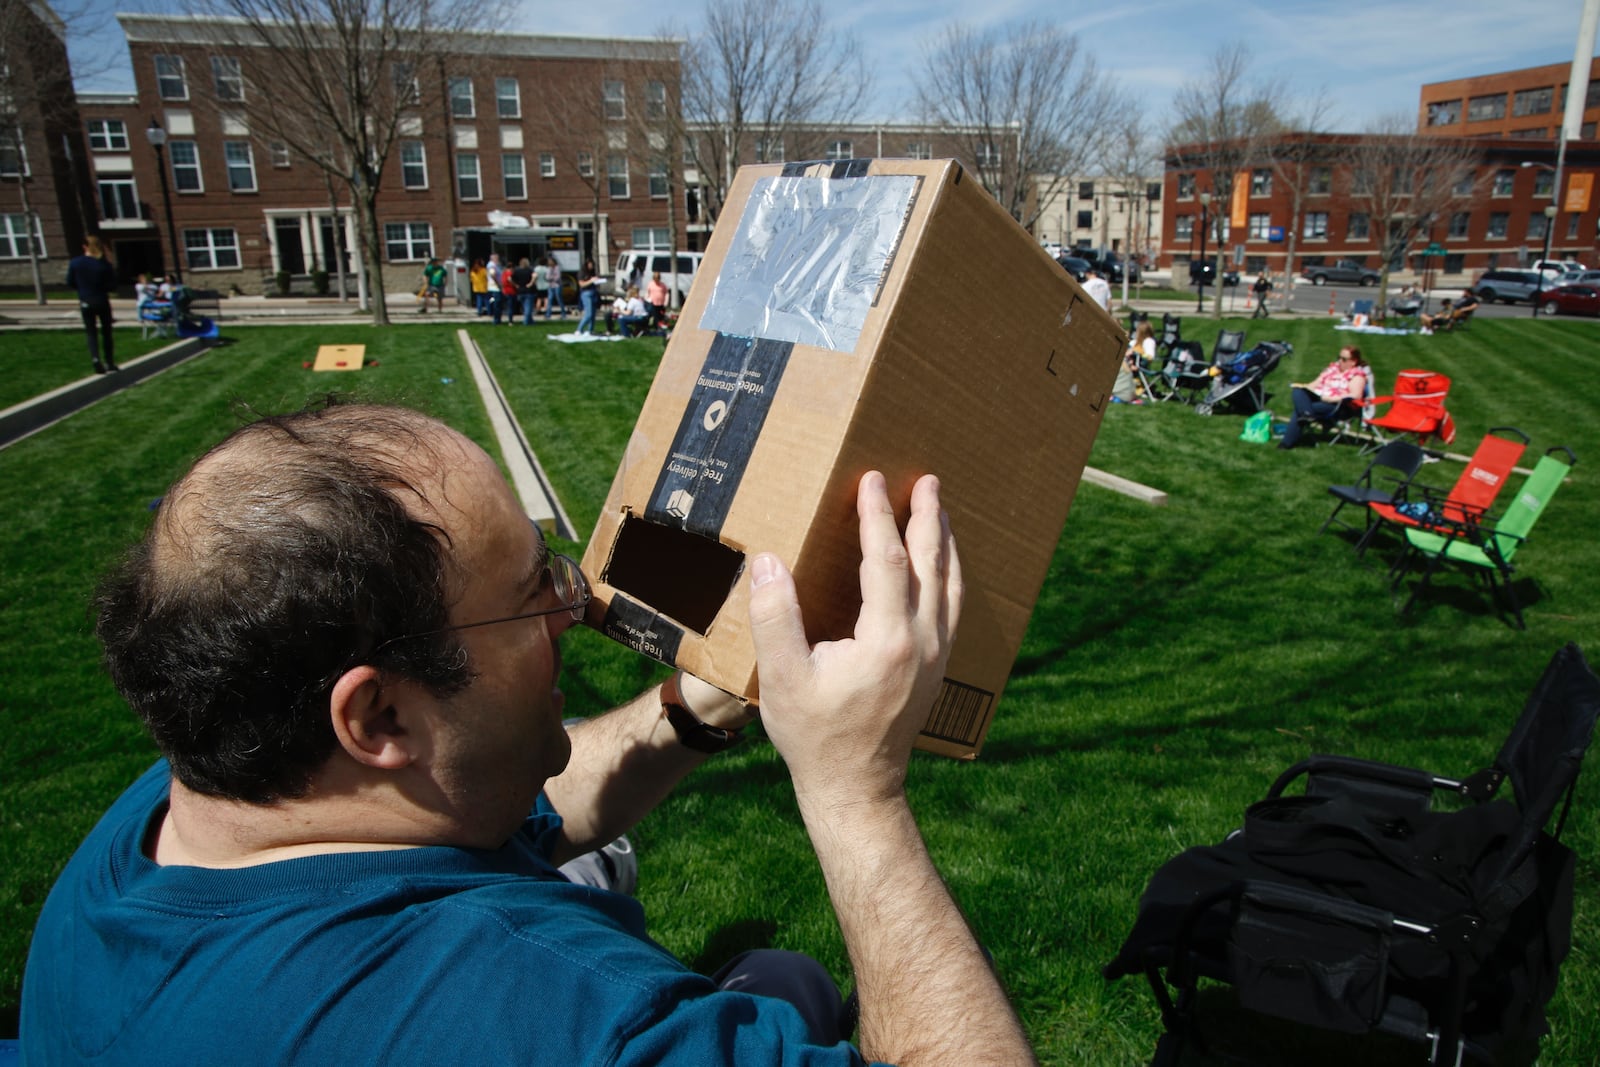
22;762;868;1066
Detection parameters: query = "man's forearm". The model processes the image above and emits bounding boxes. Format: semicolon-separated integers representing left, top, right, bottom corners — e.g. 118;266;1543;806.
799;791;1036;1066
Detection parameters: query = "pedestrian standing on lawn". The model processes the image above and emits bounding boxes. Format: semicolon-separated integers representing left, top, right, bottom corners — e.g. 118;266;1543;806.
66;235;119;374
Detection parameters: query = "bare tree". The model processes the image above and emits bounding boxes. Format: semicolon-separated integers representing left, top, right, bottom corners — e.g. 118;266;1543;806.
913;20;1115;229
1263;91;1335;308
1344;114;1482;309
1168;42;1281;317
179;0;509;324
1096;103;1162;302
677;0;871;228
1;0;103;304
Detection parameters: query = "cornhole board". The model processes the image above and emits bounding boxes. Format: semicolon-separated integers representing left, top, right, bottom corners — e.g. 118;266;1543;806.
313;345;365;372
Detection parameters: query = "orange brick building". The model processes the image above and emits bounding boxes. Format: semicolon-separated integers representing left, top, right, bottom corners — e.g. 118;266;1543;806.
1419;59;1600;140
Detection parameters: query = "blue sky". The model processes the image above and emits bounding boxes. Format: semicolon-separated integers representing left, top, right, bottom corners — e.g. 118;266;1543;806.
71;0;1599;134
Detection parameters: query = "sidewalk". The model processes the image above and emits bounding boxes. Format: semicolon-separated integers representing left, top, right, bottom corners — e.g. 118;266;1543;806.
0;292;532;329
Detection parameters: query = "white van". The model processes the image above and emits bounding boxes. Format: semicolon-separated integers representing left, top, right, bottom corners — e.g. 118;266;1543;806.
613;250;703;305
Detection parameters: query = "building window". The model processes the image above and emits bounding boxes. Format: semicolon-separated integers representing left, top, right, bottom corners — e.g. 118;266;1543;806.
1532;170;1554;197
1448;212;1470;239
1512;87;1553;117
0;213;43;258
224;141;256;192
1486;212;1508;239
212;56;244;101
603;80;625;120
1303;211;1328;239
1308;166;1331;196
1426;100;1460;127
977;142;1001;168
169;141;202;192
1176;173;1194;199
86;119;128;151
456;153;481;200
1174;215;1194;241
154;54;187;100
826;139;852;160
1347;212;1370;240
646;80;666;120
1079;181;1095;200
449;77;474;118
393;62;419;105
633;226;670;248
1492;169;1515;196
539;151;555;178
269;141;290;168
649;161;668;198
0;128;26;177
184;227;240;270
1453;173;1476;196
577;151;594;177
98;177;139;220
1527;212;1550;240
607;155;629;198
496;77;520;119
1250;168;1271;196
1568;213;1581;239
1247;213;1271;239
400;141;427;189
384;221;433;261
906;141;931;160
503;154;526;199
1466;93;1506;122
756;138;784;163
1076;209;1093;229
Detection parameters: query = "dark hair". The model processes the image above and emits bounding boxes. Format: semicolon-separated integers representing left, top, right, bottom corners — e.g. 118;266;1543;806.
95;403;474;803
1339;345;1366;367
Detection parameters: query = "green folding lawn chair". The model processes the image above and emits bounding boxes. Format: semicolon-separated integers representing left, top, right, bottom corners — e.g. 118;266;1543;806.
1394;448;1577;629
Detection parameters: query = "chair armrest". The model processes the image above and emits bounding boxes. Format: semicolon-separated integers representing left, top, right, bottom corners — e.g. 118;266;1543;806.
1268;754;1451;800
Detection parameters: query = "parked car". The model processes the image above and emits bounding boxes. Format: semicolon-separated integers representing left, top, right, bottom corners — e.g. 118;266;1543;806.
1055;254;1091;281
613;250;703;303
1536;284;1600;317
1471;268;1545;304
1069;248;1142;284
1532;258;1587;276
1189;261;1240;288
1301;260;1380;287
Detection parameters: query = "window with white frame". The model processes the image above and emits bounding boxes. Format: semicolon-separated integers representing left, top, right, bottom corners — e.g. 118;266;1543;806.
1308;166;1332;195
977;142;1001;168
98;177;139;220
393;62;420;105
906;141;931;160
1347;212;1370;240
1533;170;1554;197
1174;215;1194;241
456;153;481;200
1247;213;1271;239
607;155;629;198
496;78;520;119
756;138;783;163
1527;212;1550;240
269;141;290;168
539;152;554;178
503;154;526;199
646;80;666;120
577;151;594;177
1176;173;1195;199
384;221;433;261
0;127;25;177
825;140;852;160
1448;212;1470;239
649;161;668;198
1250;168;1272;196
169;140;202;192
1453;173;1476;196
184;228;240;269
1303;211;1328;239
633;226;670;248
603;80;625;120
86;119;129;151
224;141;256;192
212;56;244;101
155;54;187;100
1492;169;1515;196
1487;212;1508;238
449;77;474;118
0;213;43;258
400;141;427;188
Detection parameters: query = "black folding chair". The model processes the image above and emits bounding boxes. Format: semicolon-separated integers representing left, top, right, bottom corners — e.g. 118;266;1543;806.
1105;643;1599;1067
1212;328;1246;366
1319;440;1428;541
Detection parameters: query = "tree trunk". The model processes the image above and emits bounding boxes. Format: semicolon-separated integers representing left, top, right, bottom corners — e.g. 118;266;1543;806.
17;177;46;304
355;188;388;325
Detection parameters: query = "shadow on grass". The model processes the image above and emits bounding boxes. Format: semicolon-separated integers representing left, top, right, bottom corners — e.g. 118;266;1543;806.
688;918;781;974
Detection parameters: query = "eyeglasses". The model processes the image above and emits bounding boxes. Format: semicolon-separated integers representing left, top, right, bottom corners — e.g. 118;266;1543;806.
372;553;590;654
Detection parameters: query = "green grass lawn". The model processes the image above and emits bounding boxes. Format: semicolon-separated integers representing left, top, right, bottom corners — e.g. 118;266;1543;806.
2;316;1596;1063
0;328;185;410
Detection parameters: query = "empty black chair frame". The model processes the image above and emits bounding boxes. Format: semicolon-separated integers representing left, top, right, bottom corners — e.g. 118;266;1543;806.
1159;313;1182;355
1212;328;1246;365
1104;643;1600;1067
1319;439;1428;540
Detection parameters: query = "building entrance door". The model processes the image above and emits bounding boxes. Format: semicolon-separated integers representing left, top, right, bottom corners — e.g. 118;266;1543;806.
275;218;306;274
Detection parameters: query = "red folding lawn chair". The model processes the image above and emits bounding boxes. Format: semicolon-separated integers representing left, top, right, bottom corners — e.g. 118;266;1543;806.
1364;369;1455;451
1353;425;1530;556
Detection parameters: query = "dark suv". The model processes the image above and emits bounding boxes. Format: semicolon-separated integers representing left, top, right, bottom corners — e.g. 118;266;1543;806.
1070;249;1141;284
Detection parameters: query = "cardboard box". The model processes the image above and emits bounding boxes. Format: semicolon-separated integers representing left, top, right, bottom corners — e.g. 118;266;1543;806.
581;158;1124;758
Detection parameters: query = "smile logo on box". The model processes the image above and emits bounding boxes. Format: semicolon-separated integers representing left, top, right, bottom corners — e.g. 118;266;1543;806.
703;400;728;431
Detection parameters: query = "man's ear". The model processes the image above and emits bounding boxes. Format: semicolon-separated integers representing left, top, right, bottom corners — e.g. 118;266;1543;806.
329;665;423;771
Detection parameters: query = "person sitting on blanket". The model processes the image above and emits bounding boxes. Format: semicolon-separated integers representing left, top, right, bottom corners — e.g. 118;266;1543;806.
1278;345;1369;451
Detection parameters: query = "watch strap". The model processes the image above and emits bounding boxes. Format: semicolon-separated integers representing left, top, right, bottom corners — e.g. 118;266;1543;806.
661;672;743;753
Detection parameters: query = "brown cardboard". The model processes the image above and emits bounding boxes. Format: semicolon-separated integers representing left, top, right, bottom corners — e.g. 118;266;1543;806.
580;158;1124;758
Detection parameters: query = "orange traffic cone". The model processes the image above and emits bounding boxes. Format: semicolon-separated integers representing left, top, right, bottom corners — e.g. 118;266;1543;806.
1328;289;1337;315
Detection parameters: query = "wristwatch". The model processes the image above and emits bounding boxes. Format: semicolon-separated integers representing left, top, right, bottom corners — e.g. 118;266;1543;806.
660;672;744;753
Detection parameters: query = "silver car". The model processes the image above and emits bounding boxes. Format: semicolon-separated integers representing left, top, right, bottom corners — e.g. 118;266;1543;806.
1471;269;1545;304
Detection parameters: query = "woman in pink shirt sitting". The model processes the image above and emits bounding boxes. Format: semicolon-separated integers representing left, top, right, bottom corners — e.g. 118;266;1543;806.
1278;345;1370;450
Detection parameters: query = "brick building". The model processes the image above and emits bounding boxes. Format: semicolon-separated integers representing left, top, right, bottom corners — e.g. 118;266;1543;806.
1419;59;1600;140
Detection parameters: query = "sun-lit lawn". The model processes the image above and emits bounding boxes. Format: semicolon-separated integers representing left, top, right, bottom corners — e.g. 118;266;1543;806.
2;315;1596;1063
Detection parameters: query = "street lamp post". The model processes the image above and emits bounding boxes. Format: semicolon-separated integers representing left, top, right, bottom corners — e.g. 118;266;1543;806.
144;118;181;282
1196;192;1212;313
1521;159;1564;318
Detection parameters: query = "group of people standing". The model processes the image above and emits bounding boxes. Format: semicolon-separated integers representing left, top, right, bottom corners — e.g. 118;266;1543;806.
467;254;606;332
